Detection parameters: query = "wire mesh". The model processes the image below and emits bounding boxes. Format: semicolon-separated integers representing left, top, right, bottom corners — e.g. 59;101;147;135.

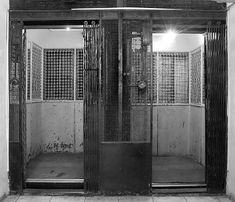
158;52;189;104
174;52;189;103
27;48;31;100
43;49;74;100
76;48;84;100
32;42;43;100
191;47;202;104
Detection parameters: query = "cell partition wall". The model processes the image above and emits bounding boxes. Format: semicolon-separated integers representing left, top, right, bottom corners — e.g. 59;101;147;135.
99;20;152;194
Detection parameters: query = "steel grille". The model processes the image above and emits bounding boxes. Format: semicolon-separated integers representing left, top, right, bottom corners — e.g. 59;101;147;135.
76;49;84;100
131;51;143;103
158;52;189;104
32;42;42;100
158;53;175;104
130;52;153;104
43;49;74;100
174;53;189;103
27;48;31;100
152;52;158;102
191;47;202;104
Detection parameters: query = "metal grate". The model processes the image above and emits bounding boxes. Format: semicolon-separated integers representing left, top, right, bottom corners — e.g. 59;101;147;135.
191;47;202;104
174;53;189;103
158;52;189;104
32;42;42;100
130;51;153;104
76;49;84;100
158;53;174;104
43;49;74;100
27;47;31;100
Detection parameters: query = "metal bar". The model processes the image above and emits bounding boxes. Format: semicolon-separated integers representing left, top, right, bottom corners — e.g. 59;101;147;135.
152;183;207;188
71;7;226;12
26;179;84;183
149;16;154;187
118;12;123;141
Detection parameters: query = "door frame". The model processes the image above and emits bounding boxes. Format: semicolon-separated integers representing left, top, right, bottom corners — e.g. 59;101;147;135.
8;10;227;194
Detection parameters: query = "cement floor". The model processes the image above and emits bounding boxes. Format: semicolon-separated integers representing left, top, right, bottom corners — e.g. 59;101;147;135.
26;153;204;183
26;153;84;179
152;156;205;183
3;195;233;202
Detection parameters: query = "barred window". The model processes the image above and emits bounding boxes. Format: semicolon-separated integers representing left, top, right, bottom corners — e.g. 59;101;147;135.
32;43;43;100
131;52;189;104
43;49;75;100
158;52;189;104
191;47;202;104
27;47;31;100
76;49;84;100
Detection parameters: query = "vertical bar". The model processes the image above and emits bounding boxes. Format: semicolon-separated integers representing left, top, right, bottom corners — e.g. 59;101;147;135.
74;49;76;153
201;45;204;105
189;49;192;105
149;17;153;186
30;42;33;101
118;12;123;141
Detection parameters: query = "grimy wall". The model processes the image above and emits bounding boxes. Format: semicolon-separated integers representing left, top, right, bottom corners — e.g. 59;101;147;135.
0;0;9;199
227;3;235;199
26;30;84;161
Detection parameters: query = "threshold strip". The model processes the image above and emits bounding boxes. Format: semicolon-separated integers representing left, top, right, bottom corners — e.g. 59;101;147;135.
26;178;84;183
152;183;207;188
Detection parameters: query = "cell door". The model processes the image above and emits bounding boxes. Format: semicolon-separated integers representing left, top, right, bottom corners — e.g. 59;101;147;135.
99;19;152;194
83;21;103;192
205;22;227;193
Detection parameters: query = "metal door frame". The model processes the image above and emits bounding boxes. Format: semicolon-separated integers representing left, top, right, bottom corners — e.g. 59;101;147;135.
8;10;227;194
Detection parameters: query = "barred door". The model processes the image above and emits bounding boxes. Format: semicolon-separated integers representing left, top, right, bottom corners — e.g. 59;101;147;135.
83;21;103;192
205;22;227;193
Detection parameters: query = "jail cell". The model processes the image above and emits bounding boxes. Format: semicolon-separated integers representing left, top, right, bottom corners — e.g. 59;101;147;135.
25;29;85;184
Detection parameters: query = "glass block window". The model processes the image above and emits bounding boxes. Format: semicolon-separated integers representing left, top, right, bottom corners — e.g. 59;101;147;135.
43;49;75;100
32;43;43;100
76;49;84;100
27;48;31;100
191;47;202;104
158;52;189;104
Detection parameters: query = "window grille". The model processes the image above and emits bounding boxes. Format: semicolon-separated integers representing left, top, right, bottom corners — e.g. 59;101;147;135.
43;49;74;100
202;51;205;104
76;49;84;100
158;53;175;104
131;51;144;103
27;48;31;100
174;53;189;103
191;47;202;104
132;52;190;104
32;43;42;100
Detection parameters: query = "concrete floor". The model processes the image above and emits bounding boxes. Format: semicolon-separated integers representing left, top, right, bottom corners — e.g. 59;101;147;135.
152;156;205;183
26;153;84;179
2;195;233;202
26;153;204;183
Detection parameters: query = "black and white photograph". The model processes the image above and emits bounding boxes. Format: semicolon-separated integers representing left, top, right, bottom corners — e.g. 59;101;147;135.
0;0;235;201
